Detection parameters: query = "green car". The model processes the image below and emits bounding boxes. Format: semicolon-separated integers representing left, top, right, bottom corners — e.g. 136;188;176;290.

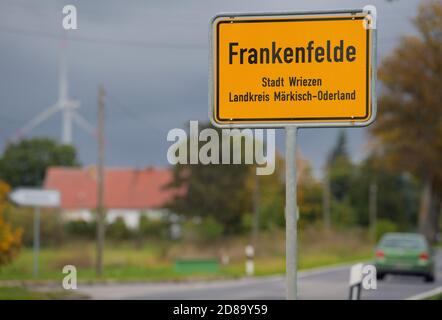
374;233;435;282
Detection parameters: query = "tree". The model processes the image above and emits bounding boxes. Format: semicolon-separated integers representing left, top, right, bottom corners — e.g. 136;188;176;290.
0;180;22;268
246;150;323;231
0;138;79;187
327;130;354;202
328;130;349;165
297;157;323;226
371;1;442;241
349;155;419;229
245;153;285;231
167;123;253;234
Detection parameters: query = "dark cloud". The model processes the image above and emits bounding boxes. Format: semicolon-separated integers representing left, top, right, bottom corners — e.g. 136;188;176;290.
0;0;421;176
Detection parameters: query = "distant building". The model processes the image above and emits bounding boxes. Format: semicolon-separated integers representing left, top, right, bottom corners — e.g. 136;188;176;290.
43;166;184;230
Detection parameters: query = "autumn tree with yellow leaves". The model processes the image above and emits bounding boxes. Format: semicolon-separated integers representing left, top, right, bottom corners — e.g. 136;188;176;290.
0;180;22;267
372;1;442;242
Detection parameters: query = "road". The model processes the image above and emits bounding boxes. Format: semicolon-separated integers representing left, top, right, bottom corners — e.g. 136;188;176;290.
77;250;442;300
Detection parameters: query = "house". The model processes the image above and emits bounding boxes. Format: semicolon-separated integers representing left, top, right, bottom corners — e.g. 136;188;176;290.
43;166;184;229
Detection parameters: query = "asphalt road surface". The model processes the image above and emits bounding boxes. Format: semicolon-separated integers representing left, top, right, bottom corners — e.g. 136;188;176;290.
78;250;442;300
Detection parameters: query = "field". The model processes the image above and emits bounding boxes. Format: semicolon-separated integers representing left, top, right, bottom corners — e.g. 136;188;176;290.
0;227;374;283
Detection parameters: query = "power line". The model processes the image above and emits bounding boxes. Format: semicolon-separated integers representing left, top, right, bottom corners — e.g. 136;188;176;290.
0;25;206;50
105;91;144;123
0;23;406;48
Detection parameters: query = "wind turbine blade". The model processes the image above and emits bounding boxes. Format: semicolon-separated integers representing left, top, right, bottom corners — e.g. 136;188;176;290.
72;112;96;137
15;104;61;139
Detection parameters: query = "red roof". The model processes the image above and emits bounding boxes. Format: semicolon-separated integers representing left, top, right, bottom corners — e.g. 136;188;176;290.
43;166;182;210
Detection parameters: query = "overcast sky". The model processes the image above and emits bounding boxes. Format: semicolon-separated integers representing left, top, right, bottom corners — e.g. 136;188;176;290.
0;0;422;177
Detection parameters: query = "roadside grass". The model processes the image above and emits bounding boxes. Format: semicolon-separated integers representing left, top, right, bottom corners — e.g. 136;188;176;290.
0;286;86;300
426;292;442;300
0;227;373;283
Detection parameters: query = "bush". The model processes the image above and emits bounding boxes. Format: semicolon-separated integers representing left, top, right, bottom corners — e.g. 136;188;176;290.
3;207;61;247
0;180;22;267
139;216;169;239
376;219;398;241
107;217;133;240
64;220;96;239
331;199;356;227
240;213;252;234
198;217;223;241
181;217;224;242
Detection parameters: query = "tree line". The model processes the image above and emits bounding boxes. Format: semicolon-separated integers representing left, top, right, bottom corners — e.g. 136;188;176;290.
0;1;440;248
167;1;442;243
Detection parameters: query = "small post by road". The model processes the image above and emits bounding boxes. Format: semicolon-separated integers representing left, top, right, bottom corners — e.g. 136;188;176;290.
349;263;364;300
285;126;298;300
245;245;255;276
33;206;40;277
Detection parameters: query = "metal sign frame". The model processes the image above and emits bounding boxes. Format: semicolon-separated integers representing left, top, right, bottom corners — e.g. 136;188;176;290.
209;9;377;129
207;7;378;300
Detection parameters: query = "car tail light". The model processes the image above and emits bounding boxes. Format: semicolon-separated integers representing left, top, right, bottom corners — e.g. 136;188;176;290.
419;252;429;261
376;250;385;258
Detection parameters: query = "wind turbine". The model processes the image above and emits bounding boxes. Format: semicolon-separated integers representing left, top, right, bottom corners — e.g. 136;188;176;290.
14;37;95;145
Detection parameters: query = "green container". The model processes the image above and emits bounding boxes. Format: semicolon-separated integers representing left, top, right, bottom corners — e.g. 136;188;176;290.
174;258;220;274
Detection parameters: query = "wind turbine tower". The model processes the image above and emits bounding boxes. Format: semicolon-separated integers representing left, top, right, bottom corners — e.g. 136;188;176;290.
14;38;95;145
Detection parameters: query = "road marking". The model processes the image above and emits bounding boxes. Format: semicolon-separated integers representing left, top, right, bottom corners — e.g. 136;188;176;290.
299;263;361;278
406;286;442;300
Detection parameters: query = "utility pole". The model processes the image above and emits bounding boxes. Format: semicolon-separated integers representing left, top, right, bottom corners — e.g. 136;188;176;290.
322;165;331;230
96;85;105;277
369;181;377;243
